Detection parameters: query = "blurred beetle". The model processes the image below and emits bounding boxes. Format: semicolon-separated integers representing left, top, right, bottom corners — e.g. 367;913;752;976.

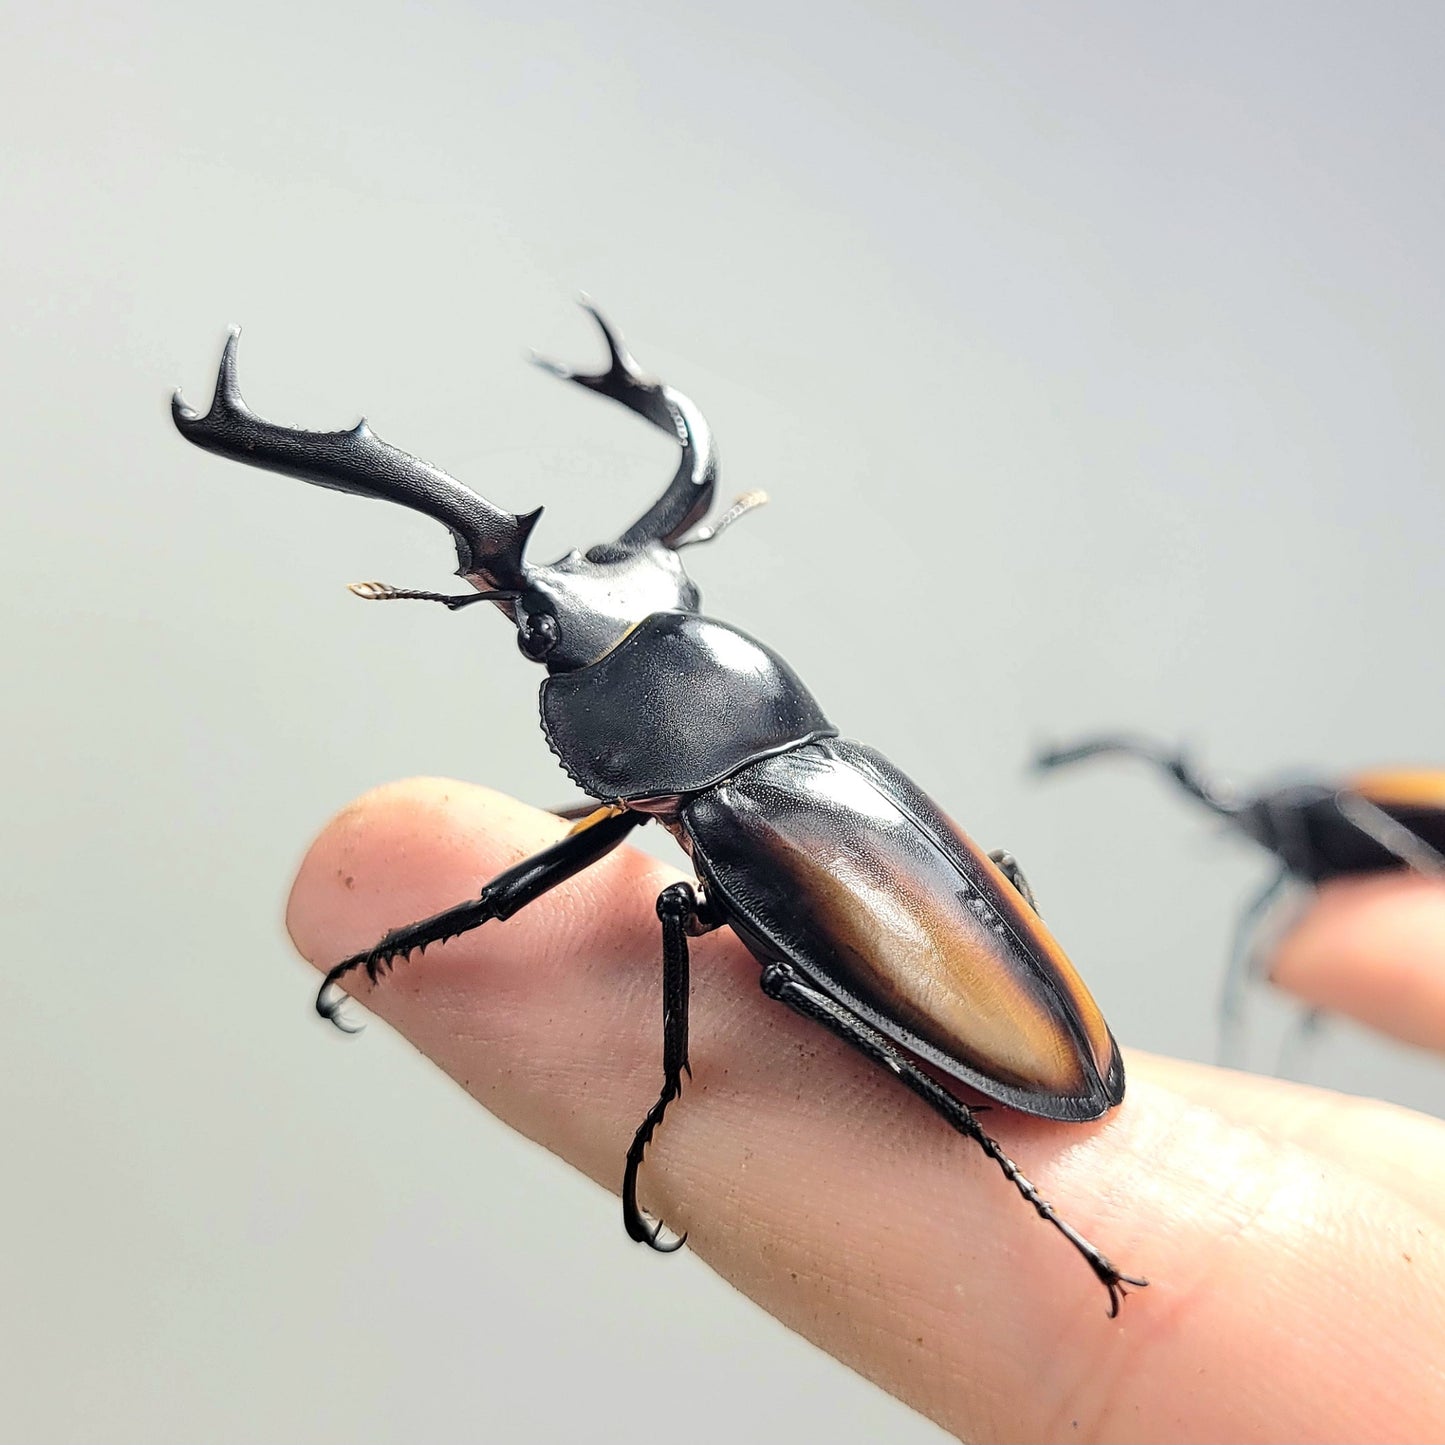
1035;734;1445;1066
174;304;1144;1312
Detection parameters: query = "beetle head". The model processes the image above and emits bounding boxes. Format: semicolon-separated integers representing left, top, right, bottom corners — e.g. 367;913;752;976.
510;539;700;670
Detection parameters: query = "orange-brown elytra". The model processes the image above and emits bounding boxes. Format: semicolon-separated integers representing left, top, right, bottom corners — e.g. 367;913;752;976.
173;304;1146;1315
1345;769;1445;812
684;740;1122;1117
1035;734;1445;1067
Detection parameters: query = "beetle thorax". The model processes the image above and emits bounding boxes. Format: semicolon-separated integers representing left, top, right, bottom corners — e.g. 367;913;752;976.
538;613;837;803
1235;786;1331;871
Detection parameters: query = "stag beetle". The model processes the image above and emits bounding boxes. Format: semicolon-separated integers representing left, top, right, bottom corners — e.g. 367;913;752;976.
173;304;1145;1313
1035;735;1445;1066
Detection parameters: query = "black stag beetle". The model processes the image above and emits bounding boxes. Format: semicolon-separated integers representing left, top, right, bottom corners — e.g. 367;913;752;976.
1035;734;1445;1067
173;303;1145;1313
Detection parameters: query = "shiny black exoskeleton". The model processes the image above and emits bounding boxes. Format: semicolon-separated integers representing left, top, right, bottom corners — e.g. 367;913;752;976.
174;304;1145;1312
1035;735;1445;1065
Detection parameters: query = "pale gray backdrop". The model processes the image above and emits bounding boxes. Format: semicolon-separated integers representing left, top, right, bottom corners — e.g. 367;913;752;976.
4;3;1443;1441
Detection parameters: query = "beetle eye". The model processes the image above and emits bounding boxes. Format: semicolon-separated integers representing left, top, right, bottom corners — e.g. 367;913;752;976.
517;609;559;661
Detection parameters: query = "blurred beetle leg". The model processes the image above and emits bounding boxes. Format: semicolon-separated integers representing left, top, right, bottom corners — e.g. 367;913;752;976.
1219;865;1290;1070
1275;1006;1327;1082
988;848;1039;914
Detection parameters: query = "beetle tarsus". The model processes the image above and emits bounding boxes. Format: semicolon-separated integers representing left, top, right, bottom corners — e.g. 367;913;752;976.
316;968;367;1034
758;960;1145;1313
311;809;646;1034
319;922;458;1024
633;1209;688;1253
1098;1266;1147;1319
988;848;1039;912
622;1082;685;1246
313;909;499;1028
1021;1194;1147;1317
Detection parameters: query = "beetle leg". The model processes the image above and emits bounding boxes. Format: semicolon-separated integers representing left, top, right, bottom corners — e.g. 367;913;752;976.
550;799;606;822
1218;865;1290;1069
1275;1005;1326;1080
622;881;721;1252
758;961;1146;1316
987;849;1039;913
315;808;645;1033
1331;791;1445;876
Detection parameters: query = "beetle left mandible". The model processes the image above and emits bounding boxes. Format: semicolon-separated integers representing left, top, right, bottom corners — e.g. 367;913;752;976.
173;303;1147;1315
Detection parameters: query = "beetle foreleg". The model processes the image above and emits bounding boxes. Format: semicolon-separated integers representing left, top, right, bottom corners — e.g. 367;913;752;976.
987;849;1039;913
550;799;607;822
622;881;721;1253
758;961;1146;1316
315;808;644;1033
1275;1005;1326;1080
1218;865;1290;1069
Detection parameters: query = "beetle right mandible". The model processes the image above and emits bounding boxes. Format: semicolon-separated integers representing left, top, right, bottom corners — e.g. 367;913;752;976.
173;302;1146;1314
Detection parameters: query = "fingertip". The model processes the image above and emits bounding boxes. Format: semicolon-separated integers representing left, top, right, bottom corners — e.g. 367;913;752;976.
1268;874;1445;1053
283;778;558;968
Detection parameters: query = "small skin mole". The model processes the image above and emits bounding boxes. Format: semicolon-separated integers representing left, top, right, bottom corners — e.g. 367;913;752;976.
343;875;355;890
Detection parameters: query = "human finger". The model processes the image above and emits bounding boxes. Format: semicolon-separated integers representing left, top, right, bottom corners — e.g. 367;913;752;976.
286;779;1445;1444
1269;874;1445;1054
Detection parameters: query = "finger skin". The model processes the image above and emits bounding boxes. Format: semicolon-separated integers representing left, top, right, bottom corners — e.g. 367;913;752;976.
1270;875;1445;1054
287;780;1445;1445
1141;1053;1445;1223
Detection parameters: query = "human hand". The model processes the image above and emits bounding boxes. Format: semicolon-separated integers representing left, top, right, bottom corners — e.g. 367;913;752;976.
285;779;1445;1444
1270;874;1445;1055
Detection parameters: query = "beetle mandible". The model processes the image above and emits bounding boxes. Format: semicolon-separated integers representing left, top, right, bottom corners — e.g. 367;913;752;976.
1035;734;1445;1067
174;303;1146;1313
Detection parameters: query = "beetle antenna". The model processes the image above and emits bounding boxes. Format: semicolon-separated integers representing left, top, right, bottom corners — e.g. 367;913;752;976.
1034;735;1240;818
348;582;521;611
675;490;769;549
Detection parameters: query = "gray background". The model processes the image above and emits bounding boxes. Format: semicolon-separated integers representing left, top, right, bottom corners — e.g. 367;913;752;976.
4;3;1443;1441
